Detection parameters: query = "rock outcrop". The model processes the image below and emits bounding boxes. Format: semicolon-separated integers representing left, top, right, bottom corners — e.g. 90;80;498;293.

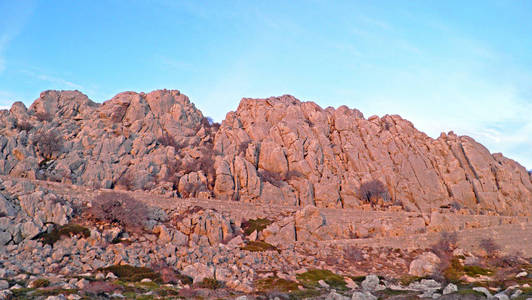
212;95;532;215
0;89;216;197
1;91;531;216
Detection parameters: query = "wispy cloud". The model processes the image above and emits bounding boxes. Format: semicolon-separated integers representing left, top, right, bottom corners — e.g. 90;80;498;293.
0;1;36;74
21;69;84;90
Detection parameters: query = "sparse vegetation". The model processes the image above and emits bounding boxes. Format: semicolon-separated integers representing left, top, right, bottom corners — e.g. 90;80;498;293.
431;231;459;281
196;277;223;289
97;265;160;282
86;191;149;233
33;130;63;159
241;241;279;252
31;278;50;288
296;269;347;290
241;218;273;236
255;276;299;293
358;179;391;206
463;265;493;277
480;238;500;258
35;223;90;245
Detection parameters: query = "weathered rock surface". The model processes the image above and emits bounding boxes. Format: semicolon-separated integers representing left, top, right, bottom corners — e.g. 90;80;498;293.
213;95;532;215
408;251;441;277
1;91;531;216
0;89;216;197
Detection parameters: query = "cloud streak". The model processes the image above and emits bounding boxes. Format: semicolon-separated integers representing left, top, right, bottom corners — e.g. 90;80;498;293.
21;69;84;90
0;1;36;74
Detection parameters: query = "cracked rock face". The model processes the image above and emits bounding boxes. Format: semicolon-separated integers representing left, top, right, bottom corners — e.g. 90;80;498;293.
1;91;531;216
212;95;532;215
0;89;215;196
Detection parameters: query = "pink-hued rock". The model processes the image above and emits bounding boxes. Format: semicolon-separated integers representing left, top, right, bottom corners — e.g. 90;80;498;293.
212;95;532;215
0;90;530;217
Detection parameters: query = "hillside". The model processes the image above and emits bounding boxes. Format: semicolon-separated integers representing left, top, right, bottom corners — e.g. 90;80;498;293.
0;90;530;215
2;90;532;299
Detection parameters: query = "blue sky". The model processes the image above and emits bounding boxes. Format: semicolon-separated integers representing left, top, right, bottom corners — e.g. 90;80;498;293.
0;1;531;169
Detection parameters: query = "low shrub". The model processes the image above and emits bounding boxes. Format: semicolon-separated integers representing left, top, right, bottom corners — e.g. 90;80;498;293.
240;241;278;252
86;192;149;233
31;278;50;288
296;269;347;290
241;218;273;236
358;179;391;206
36;224;90;246
33;130;63;159
480;238;500;258
255;276;299;293
196;277;223;290
97;265;160;282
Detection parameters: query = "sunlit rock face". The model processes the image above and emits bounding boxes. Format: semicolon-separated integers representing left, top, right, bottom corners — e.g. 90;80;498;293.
1;91;531;215
212;95;532;215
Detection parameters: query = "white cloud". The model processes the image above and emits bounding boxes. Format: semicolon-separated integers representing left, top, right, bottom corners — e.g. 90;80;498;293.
21;69;84;90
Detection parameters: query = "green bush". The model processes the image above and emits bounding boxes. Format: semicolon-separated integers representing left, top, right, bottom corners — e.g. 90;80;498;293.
241;218;273;236
240;241;278;252
255;276;299;293
296;269;347;290
97;265;160;282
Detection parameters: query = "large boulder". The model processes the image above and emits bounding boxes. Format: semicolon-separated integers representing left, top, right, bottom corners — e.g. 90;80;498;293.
409;252;441;277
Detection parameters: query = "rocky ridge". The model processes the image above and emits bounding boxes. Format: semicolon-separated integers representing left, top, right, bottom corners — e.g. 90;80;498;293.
1;90;532;299
213;95;532;215
0;90;531;217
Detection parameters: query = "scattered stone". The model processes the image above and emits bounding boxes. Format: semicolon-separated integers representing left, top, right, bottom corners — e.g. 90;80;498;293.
443;283;458;295
319;279;330;288
351;291;377;300
325;289;350;300
473;287;492;298
361;275;385;292
511;290;523;299
0;280;9;290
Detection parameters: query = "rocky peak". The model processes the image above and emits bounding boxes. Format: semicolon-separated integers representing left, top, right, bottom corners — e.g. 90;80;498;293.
28;90;97;120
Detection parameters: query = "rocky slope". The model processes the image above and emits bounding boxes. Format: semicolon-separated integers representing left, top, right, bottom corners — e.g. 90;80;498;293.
0;90;531;217
0;89;217;197
213;95;532;215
